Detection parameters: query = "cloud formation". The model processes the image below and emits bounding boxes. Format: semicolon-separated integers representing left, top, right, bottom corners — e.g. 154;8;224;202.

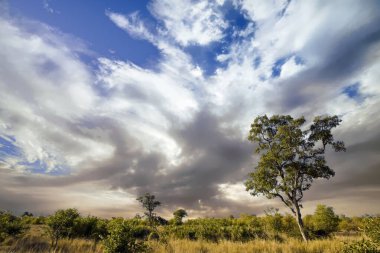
0;0;380;218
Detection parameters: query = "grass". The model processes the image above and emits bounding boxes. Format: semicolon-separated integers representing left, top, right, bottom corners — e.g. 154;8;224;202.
149;238;348;253
0;225;103;253
0;225;358;253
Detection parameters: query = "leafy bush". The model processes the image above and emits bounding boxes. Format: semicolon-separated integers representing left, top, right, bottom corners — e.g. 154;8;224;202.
0;211;26;242
21;215;46;225
102;218;149;253
163;216;266;242
363;216;380;244
46;208;80;248
282;214;301;238
72;215;108;241
338;215;363;233
342;238;379;253
304;205;339;238
131;224;152;240
342;215;380;253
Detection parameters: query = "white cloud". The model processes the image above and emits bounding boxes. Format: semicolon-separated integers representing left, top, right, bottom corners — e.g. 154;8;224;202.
106;11;156;44
238;0;289;21
95;53;201;163
0;16;113;172
280;56;305;79
149;0;227;46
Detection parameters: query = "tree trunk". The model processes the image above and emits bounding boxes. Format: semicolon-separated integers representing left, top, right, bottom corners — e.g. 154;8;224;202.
294;203;308;242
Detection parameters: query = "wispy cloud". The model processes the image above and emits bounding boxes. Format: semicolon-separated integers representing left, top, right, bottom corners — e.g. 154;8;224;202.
149;0;227;46
106;11;156;44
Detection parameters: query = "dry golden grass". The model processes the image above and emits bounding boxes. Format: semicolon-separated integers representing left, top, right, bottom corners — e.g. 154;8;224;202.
0;236;103;253
1;237;353;253
149;238;349;253
1;237;349;253
0;225;103;253
0;225;357;253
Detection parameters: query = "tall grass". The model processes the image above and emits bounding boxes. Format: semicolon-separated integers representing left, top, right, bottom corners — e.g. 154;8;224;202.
0;236;103;253
1;236;354;253
0;225;360;253
0;224;103;253
149;238;348;253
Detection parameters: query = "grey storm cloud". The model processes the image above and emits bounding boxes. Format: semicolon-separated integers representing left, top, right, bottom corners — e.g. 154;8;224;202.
271;17;380;113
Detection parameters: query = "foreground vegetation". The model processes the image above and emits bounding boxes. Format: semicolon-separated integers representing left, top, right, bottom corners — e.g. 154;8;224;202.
0;234;353;253
0;206;379;252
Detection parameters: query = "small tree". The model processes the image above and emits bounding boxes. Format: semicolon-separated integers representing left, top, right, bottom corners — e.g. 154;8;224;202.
136;193;161;228
311;204;339;236
173;209;188;225
103;218;148;253
245;115;345;241
46;208;80;249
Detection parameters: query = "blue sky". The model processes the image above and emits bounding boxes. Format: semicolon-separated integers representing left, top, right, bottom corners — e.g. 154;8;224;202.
8;0;160;67
0;0;380;218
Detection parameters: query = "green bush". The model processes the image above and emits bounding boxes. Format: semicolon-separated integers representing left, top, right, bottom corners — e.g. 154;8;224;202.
0;210;26;242
282;214;301;238
72;215;108;241
342;239;379;253
163;216;266;242
46;208;80;248
342;215;380;252
338;215;363;233
305;205;339;238
102;218;149;253
363;216;380;244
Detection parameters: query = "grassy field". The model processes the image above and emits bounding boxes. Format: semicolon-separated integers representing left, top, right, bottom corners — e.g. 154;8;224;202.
149;238;349;253
0;225;357;253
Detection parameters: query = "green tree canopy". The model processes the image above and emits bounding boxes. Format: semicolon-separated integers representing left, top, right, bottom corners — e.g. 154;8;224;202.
311;204;339;235
245;115;345;241
136;193;161;228
46;208;80;249
173;209;188;225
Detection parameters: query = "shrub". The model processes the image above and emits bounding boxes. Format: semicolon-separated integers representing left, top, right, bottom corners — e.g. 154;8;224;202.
305;205;339;238
339;215;360;233
342;238;379;253
72;215;108;241
0;210;26;242
132;224;152;240
342;215;380;253
282;214;301;238
46;208;80;249
263;212;284;236
363;216;380;244
102;218;149;253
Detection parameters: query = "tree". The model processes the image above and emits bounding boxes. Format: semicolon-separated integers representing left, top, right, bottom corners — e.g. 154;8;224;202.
46;208;80;249
136;193;161;228
173;209;188;225
245;115;345;241
311;204;339;236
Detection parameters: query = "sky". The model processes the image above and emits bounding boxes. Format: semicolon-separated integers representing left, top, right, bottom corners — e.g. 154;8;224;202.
0;0;380;218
